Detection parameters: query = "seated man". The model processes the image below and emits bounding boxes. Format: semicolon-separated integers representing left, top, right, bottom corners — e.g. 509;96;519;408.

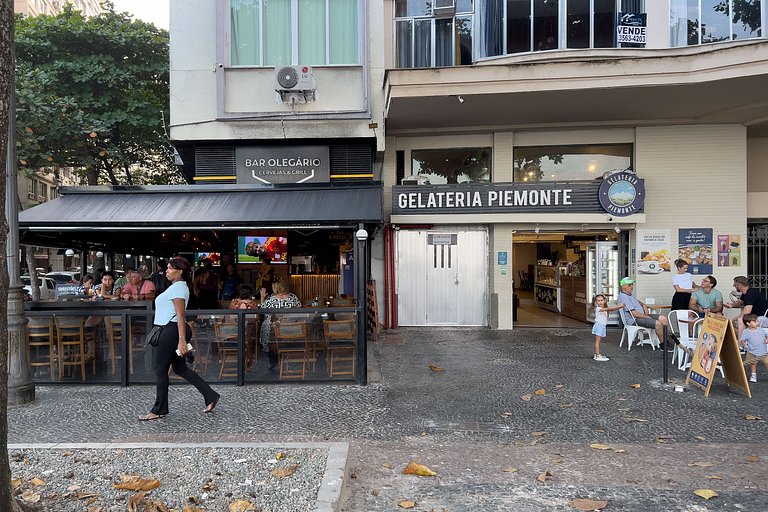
617;277;670;345
724;275;768;337
689;275;723;315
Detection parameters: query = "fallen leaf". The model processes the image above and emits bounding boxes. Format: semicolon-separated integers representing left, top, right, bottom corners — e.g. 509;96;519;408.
532;431;548;437
371;489;380;496
62;450;74;456
67;484;81;491
536;470;553;482
202;479;217;492
276;451;285;460
555;384;565;388
693;489;718;500
623;418;649;423
228;499;257;512
382;462;394;469
183;506;205;512
502;467;518;473
402;462;437;477
88;506;104;512
745;455;760;462
630;383;641;389
559;402;573;408
113;474;161;491
589;444;612;450
76;492;101;500
20;489;41;504
11;478;22;489
745;415;762;421
501;411;513;417
694;436;706;441
398;500;416;509
271;464;299;478
688;461;714;468
703;475;724;480
570;498;609;510
127;492;146;512
30;477;46;486
534;389;546;396
429;364;445;372
521;394;532;402
612;449;626;454
552;459;564;463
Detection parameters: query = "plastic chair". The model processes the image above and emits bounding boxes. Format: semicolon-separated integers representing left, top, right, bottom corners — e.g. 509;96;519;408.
618;307;658;351
667;310;699;369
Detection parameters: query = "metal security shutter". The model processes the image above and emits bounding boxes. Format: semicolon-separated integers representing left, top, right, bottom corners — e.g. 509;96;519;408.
194;147;236;182
330;144;373;180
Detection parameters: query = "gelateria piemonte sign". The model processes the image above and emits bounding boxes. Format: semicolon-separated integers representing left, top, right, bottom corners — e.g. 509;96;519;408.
392;172;645;217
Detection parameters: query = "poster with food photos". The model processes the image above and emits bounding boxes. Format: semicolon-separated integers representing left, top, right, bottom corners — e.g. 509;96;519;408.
635;229;671;274
678;228;713;275
716;235;741;267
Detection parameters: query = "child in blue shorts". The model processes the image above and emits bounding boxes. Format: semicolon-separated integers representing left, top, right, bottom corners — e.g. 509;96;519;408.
592;294;625;362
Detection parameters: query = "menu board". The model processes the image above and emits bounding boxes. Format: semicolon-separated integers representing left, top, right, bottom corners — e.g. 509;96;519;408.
678;228;713;275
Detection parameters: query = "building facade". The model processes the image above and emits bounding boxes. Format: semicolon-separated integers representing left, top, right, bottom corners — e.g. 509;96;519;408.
14;0;102;17
383;0;768;329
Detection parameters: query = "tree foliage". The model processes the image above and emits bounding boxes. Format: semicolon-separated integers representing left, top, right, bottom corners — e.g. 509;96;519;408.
14;5;182;185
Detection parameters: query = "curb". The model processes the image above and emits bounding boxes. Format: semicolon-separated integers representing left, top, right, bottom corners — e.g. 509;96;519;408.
9;441;350;512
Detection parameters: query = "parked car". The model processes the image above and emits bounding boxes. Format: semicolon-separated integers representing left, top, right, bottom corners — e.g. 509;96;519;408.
21;276;57;300
45;271;81;285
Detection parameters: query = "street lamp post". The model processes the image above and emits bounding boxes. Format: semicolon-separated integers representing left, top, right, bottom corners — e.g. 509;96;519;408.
355;225;368;385
6;87;34;404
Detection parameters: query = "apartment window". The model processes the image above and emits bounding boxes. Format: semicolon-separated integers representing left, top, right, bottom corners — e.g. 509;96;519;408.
230;0;360;66
479;0;645;58
513;144;632;182
412;148;491;184
40;183;48;201
394;1;475;68
671;0;764;46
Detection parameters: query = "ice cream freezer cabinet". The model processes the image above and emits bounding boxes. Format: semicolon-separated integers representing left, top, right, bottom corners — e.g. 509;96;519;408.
534;265;561;313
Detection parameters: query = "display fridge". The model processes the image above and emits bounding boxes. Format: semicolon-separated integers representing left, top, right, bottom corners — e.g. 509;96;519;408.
586;242;620;325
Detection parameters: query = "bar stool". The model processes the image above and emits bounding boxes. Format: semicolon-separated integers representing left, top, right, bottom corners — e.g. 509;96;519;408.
55;316;95;382
26;317;56;381
214;319;239;380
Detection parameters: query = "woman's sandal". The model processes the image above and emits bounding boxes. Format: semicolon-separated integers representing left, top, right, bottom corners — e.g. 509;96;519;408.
203;394;220;414
138;413;166;421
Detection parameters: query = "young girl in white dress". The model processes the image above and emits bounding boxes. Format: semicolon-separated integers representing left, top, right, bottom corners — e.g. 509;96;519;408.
591;294;625;362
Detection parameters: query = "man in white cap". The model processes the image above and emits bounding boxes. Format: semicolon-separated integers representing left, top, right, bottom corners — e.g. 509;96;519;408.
617;277;670;344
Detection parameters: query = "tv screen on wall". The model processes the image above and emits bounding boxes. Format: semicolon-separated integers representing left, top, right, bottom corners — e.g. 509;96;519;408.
237;236;288;264
194;252;221;266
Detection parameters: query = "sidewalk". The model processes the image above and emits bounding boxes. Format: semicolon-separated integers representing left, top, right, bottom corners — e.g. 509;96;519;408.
9;326;768;511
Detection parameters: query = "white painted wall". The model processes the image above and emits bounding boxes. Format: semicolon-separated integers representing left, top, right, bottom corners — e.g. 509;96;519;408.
634;125;748;305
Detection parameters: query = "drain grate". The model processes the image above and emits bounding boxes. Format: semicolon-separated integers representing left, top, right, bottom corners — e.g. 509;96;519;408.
422;419;511;433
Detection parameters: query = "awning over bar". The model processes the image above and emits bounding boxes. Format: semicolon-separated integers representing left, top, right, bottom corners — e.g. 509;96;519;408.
19;184;383;251
20;184;383;230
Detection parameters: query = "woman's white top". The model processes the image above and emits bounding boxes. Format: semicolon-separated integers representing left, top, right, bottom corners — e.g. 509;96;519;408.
672;272;694;290
153;281;189;325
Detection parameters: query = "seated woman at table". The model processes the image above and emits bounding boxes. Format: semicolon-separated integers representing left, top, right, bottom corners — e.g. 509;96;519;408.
689;275;723;315
120;268;157;301
671;259;699;311
259;280;302;370
229;285;259;310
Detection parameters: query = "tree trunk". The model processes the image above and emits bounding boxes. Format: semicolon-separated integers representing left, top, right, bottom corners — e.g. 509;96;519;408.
0;3;24;510
23;248;38;300
85;164;98;186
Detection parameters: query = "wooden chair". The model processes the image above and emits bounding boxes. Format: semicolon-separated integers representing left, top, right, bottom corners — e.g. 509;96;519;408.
322;319;356;379
55;316;95;382
273;320;309;380
214;319;239;380
26;317;56;381
104;317;124;376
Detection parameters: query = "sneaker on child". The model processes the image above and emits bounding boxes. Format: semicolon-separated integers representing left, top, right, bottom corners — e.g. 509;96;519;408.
750;374;758;383
593;354;609;362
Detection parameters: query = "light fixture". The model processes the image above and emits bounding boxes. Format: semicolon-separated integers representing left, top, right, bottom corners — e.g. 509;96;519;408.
95;251;104;258
534;224;540;234
615;225;621;234
580;224;587;233
355;228;369;242
125;253;132;259
457;95;464;104
64;249;74;257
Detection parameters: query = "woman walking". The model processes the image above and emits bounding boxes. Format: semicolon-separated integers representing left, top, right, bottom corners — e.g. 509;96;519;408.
139;256;220;421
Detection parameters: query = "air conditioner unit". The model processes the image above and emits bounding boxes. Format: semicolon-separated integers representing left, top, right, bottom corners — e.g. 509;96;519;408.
433;0;456;16
274;65;317;93
401;175;431;185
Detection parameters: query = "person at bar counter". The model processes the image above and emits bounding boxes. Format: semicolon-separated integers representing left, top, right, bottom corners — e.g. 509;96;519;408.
689;275;723;315
92;271;119;300
193;259;220;309
139;256;220;421
617;277;670;343
76;274;95;296
259;280;302;370
121;268;157;301
724;276;768;337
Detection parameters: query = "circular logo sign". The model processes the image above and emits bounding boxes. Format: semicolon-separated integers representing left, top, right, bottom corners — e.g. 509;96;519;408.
598;171;645;216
